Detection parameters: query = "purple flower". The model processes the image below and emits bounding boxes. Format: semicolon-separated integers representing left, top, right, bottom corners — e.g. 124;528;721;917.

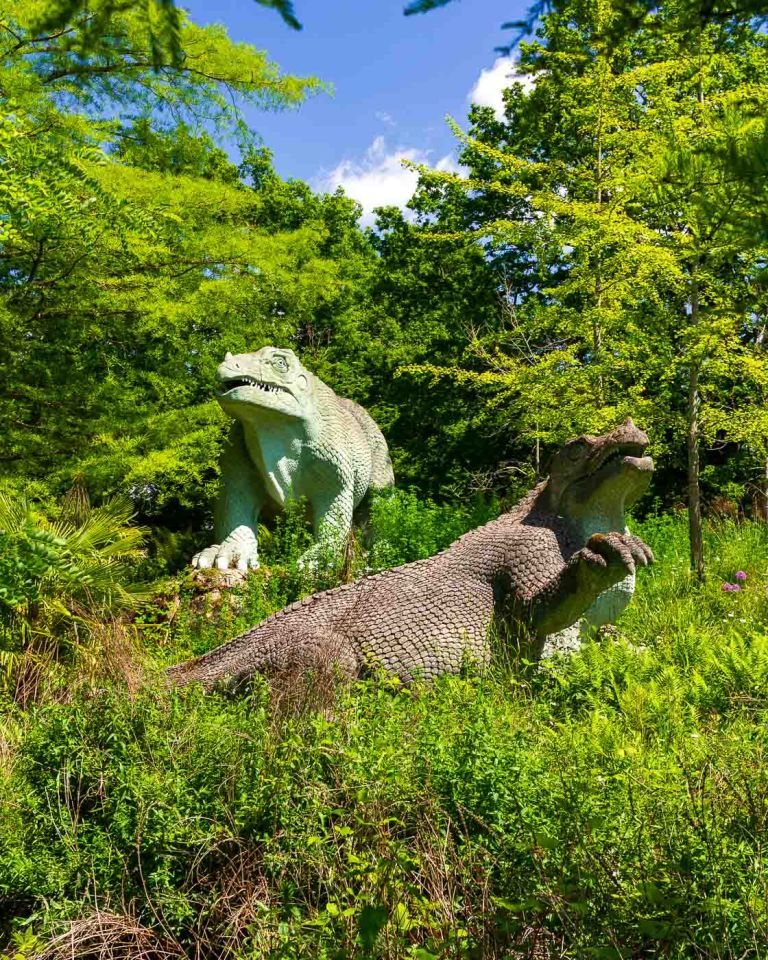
722;582;741;592
735;571;747;581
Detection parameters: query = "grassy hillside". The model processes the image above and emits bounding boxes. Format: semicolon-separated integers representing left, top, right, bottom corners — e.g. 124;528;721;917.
2;509;768;958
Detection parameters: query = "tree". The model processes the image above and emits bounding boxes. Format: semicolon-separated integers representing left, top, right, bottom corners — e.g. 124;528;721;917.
406;0;768;49
396;0;768;576
0;1;374;544
24;0;303;68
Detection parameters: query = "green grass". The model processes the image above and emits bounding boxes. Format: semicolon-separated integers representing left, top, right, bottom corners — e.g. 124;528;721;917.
2;511;768;958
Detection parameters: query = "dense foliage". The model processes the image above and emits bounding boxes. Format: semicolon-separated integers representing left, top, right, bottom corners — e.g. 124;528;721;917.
3;511;768;958
393;0;768;571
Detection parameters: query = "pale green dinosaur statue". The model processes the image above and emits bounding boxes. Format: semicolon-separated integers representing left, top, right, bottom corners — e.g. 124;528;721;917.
173;420;654;689
192;347;394;571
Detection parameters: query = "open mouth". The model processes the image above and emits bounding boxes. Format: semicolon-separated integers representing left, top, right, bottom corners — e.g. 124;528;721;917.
220;376;287;397
587;443;649;476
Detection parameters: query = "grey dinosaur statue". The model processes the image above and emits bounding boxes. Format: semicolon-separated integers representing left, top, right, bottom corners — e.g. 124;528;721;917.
192;347;394;571
172;419;654;689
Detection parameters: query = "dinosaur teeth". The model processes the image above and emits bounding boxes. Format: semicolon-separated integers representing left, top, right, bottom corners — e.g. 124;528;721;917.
586;444;646;477
222;376;286;395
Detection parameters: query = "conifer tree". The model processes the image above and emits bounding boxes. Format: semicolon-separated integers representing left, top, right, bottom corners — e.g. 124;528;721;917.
405;0;768;576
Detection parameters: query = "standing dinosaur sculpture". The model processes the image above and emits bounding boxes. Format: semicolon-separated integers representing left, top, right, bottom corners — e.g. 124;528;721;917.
172;420;654;689
192;347;394;571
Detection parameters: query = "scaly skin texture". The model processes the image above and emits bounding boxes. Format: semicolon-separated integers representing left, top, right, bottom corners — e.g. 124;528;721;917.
192;347;394;571
173;420;654;690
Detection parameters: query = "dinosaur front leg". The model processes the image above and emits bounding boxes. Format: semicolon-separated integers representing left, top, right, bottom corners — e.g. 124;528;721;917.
299;490;355;569
528;532;653;641
193;424;265;571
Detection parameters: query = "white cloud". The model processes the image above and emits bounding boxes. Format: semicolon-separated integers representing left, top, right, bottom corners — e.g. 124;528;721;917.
375;110;396;127
315;136;458;227
435;153;462;174
468;56;535;119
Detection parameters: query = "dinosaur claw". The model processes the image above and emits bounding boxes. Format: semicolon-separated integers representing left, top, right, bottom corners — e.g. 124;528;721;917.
583;531;655;584
192;526;259;572
193;552;214;570
581;547;608;570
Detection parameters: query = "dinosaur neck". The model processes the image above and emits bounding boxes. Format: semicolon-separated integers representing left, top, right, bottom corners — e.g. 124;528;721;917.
241;416;307;505
573;503;628;539
528;480;627;536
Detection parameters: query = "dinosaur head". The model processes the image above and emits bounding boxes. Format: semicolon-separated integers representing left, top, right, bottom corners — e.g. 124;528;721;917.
216;347;313;421
547;419;653;519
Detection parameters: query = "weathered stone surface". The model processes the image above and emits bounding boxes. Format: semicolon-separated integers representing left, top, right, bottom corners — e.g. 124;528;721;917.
171;420;654;690
192;347;394;572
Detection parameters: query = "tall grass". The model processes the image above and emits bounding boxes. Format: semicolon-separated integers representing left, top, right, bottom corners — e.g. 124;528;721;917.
2;510;768;958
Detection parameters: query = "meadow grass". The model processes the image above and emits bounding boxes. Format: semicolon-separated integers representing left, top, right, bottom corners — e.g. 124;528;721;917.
1;509;768;958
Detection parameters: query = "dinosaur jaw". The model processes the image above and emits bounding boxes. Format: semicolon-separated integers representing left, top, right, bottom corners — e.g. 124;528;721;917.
588;447;654;487
568;447;654;517
218;376;303;418
585;442;649;477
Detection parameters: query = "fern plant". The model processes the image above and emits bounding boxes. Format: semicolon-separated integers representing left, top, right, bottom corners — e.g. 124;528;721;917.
0;494;148;688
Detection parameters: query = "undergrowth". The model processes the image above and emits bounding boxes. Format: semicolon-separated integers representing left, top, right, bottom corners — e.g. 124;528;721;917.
1;505;768;958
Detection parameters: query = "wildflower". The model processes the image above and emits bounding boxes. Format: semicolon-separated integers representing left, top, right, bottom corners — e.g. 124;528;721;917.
735;570;747;581
722;582;741;592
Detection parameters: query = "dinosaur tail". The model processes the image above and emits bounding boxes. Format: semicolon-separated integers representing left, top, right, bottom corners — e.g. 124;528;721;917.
166;628;271;691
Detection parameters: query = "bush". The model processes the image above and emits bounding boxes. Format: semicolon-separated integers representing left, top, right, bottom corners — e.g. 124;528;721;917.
0;496;148;698
368;488;499;569
2;512;768;957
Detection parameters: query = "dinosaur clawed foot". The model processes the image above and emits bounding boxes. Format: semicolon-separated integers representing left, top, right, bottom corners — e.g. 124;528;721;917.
192;525;259;572
581;531;654;581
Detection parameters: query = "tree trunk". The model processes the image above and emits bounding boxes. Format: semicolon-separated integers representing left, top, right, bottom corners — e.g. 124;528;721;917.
687;360;705;580
760;453;768;523
755;326;768;524
594;92;604;403
687;271;705;581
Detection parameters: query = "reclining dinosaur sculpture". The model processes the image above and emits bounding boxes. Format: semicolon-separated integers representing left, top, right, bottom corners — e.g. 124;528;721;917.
171;420;654;689
192;346;394;571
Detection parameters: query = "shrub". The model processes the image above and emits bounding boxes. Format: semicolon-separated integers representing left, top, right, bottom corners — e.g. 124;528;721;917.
3;512;768;957
0;495;148;698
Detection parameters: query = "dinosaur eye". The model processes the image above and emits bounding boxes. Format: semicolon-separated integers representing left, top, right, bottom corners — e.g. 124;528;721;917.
273;356;288;372
566;440;587;460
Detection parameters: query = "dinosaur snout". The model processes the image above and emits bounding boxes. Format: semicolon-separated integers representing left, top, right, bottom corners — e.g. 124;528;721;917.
612;417;648;449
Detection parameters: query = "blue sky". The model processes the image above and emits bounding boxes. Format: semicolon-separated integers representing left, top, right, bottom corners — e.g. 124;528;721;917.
183;0;530;222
